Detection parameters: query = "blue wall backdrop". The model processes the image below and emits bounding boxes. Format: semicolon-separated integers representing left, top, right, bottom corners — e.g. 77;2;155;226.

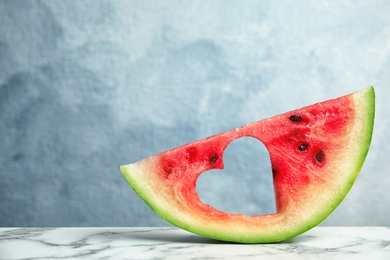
1;1;389;227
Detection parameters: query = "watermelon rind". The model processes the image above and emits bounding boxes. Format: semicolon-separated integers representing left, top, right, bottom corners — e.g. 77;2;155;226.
120;87;375;243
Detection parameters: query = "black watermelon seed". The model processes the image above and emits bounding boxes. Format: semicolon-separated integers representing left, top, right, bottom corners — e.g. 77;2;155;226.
298;143;308;151
289;115;302;122
272;167;277;177
315;150;325;163
209;154;219;165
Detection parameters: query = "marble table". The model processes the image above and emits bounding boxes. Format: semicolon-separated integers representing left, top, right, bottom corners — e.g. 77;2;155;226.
0;227;389;259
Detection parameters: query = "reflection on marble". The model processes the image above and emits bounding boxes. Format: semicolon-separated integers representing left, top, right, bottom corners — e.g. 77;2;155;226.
0;227;389;259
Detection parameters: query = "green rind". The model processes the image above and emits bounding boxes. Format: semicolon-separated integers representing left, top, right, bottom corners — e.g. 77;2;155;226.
120;87;375;243
120;162;180;227
282;86;376;241
353;86;375;173
275;86;376;241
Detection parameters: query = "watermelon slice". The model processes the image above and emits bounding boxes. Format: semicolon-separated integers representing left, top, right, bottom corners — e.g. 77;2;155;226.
120;87;375;243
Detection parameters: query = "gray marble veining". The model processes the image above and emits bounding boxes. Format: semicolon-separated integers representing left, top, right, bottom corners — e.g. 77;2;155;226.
0;227;389;259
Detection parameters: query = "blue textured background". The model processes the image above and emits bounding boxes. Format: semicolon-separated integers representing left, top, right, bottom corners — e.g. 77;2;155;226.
1;1;389;227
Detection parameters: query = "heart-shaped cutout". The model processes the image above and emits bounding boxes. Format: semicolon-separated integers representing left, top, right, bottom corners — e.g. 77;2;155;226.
196;136;276;216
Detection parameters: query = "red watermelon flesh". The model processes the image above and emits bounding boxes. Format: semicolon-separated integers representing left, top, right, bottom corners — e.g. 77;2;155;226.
120;87;375;243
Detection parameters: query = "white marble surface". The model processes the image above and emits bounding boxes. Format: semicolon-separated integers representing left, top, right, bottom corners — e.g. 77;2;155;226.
0;227;388;259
